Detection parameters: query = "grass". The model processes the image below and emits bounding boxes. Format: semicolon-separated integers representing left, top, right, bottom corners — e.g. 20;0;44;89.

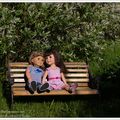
1;80;120;118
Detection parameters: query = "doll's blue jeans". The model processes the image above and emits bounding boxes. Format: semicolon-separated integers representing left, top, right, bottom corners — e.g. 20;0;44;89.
26;81;41;94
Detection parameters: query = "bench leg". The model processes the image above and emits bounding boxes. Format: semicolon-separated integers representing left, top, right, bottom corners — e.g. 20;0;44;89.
9;86;14;110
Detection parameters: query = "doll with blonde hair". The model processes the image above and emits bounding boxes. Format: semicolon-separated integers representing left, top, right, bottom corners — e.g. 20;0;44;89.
26;51;49;94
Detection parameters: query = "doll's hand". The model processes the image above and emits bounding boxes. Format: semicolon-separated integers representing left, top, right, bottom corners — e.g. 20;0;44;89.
65;83;69;87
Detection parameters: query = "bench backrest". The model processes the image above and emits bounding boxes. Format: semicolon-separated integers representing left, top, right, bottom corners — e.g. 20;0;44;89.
7;62;89;87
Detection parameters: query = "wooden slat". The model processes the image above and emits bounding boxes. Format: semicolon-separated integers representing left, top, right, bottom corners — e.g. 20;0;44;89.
65;64;88;68
14;78;25;82
75;88;98;95
77;83;88;87
67;69;88;72
12;83;26;87
66;78;89;82
12;82;88;88
10;69;26;72
13;78;89;83
10;68;88;72
64;62;86;65
12;87;98;96
66;73;88;77
9;62;28;65
11;73;89;78
9;64;28;67
11;69;86;72
9;62;85;65
10;69;88;73
9;62;87;67
9;62;28;68
11;73;25;77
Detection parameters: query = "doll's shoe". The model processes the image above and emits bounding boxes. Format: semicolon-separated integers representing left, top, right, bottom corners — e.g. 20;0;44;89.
31;81;37;91
37;88;50;93
26;82;34;94
37;84;42;93
46;89;50;93
28;87;34;94
68;88;72;93
39;83;49;92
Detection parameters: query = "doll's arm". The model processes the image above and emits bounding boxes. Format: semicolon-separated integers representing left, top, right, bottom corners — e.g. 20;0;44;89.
26;66;32;83
42;70;48;84
61;72;69;86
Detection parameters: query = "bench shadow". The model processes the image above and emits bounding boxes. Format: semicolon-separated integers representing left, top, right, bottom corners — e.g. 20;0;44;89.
1;80;13;109
14;94;99;104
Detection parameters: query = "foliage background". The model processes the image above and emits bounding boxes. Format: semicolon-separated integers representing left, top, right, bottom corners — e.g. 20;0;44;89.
1;3;120;62
0;3;120;117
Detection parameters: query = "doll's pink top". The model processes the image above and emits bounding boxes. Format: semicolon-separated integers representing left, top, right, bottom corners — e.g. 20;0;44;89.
47;67;61;80
46;67;64;90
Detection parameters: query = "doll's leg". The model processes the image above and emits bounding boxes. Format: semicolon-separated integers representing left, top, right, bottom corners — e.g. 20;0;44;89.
27;84;34;94
62;84;72;93
36;82;42;93
46;84;54;92
36;82;42;89
39;83;49;91
30;81;37;91
27;81;37;94
37;82;49;93
69;83;78;94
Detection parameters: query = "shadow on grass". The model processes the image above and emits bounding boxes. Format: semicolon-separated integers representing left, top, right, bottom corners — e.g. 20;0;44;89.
14;94;99;103
13;95;120;117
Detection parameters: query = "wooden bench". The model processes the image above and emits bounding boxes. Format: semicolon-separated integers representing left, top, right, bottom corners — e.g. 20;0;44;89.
5;62;99;108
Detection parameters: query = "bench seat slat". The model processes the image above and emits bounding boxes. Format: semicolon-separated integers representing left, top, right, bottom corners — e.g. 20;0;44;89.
13;86;90;91
12;83;26;87
12;87;98;96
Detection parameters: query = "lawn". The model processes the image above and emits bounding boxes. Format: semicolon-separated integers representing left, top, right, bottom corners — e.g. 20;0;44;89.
0;80;120;117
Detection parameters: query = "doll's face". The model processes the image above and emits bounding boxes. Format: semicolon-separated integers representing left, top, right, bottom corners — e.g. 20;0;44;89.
46;54;55;65
32;56;44;67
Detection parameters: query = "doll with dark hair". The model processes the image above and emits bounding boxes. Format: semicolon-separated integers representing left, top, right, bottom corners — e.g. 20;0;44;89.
26;51;49;94
42;49;72;93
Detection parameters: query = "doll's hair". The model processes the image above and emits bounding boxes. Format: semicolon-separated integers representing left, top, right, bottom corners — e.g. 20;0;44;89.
44;49;67;73
29;51;44;65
